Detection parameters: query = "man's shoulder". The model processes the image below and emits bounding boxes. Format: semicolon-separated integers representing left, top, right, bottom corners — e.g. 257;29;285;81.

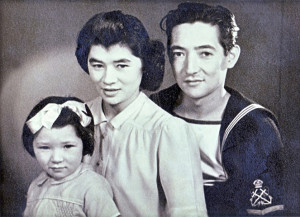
150;84;180;112
223;87;281;143
224;86;278;123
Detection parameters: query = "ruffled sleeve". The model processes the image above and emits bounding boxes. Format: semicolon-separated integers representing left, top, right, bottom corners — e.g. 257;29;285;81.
157;117;208;217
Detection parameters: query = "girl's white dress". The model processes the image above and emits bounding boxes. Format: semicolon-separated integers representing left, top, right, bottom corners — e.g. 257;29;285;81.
24;163;119;217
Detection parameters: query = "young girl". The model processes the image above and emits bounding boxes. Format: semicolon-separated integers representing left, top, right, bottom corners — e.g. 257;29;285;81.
22;96;120;217
76;11;207;216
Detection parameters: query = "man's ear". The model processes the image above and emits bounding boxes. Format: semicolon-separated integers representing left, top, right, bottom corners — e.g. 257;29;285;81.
227;45;240;69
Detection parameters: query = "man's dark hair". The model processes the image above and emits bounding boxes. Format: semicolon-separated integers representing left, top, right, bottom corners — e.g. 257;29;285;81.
160;2;239;58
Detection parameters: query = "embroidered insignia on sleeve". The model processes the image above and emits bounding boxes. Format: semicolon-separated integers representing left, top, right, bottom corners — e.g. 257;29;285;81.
250;179;273;207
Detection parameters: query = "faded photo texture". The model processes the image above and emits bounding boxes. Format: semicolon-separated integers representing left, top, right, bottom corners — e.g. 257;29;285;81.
0;0;299;216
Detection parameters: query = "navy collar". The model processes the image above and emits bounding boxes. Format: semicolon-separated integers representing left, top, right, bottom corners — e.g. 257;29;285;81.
151;84;276;143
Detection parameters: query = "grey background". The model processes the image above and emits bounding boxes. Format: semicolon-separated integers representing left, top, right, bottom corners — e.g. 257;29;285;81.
0;0;299;216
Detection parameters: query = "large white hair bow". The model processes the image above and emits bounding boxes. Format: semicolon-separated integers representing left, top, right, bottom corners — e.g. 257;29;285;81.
26;101;92;134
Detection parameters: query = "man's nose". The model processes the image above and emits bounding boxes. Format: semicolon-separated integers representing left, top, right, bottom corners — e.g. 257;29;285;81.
185;53;199;75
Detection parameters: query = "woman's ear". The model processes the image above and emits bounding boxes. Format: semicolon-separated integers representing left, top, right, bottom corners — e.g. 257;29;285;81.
227;45;241;69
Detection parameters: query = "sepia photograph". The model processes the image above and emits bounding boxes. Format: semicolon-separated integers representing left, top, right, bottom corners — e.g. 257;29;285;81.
0;0;299;216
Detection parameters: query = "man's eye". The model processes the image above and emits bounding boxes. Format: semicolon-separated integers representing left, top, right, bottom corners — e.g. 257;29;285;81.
200;52;213;57
172;52;184;57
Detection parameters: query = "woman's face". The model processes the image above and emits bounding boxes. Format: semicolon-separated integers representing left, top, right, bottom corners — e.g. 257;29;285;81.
88;43;142;112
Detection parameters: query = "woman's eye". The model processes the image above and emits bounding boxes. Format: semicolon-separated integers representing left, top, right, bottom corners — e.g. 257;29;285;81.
93;64;103;69
64;144;75;149
38;146;50;150
90;62;104;69
116;64;128;69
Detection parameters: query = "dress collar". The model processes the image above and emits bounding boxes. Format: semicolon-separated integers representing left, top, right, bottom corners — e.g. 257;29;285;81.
36;163;92;186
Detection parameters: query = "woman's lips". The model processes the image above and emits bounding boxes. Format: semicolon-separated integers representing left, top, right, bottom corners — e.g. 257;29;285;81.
102;88;120;96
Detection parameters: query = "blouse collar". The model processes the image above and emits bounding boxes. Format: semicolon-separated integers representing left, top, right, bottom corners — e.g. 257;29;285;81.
89;92;148;129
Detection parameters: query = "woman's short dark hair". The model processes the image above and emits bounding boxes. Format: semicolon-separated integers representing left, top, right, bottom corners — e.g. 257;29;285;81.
75;10;165;91
22;96;94;157
160;2;239;59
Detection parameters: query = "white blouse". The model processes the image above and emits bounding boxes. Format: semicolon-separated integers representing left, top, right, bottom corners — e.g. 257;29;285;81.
87;92;207;217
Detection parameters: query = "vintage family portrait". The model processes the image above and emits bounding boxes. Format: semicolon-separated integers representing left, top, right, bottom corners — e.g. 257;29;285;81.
0;0;299;216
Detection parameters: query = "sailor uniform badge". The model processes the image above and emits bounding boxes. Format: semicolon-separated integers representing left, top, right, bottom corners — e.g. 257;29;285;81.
250;179;272;207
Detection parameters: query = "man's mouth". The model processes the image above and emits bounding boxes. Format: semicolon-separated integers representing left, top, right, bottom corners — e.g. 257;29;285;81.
185;78;204;85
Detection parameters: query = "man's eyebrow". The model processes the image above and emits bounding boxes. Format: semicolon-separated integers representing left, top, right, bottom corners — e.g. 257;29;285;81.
170;45;185;51
195;45;216;51
170;45;216;51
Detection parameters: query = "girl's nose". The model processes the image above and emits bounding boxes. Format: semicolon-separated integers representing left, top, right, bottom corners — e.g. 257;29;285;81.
51;149;63;163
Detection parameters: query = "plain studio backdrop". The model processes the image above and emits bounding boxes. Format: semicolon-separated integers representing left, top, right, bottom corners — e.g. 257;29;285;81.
0;0;299;216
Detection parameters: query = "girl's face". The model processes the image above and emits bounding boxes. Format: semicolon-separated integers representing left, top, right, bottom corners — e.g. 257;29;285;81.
33;125;83;181
87;43;143;113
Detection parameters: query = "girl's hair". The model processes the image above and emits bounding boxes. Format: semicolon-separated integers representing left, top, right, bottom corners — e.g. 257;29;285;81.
75;10;165;91
22;96;94;157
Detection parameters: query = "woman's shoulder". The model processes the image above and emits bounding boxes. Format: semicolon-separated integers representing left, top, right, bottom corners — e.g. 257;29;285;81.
85;97;102;115
140;95;187;128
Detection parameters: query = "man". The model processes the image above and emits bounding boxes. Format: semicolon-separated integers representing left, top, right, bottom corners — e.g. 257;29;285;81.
150;2;285;216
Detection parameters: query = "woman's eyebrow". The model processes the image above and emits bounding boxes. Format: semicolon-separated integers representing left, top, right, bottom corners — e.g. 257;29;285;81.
89;57;103;63
35;141;50;145
114;59;131;63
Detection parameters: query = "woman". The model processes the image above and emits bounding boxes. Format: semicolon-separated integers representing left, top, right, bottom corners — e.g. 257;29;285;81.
75;11;207;217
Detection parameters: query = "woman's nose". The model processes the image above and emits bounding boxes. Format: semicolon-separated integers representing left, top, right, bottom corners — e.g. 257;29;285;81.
102;66;117;84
